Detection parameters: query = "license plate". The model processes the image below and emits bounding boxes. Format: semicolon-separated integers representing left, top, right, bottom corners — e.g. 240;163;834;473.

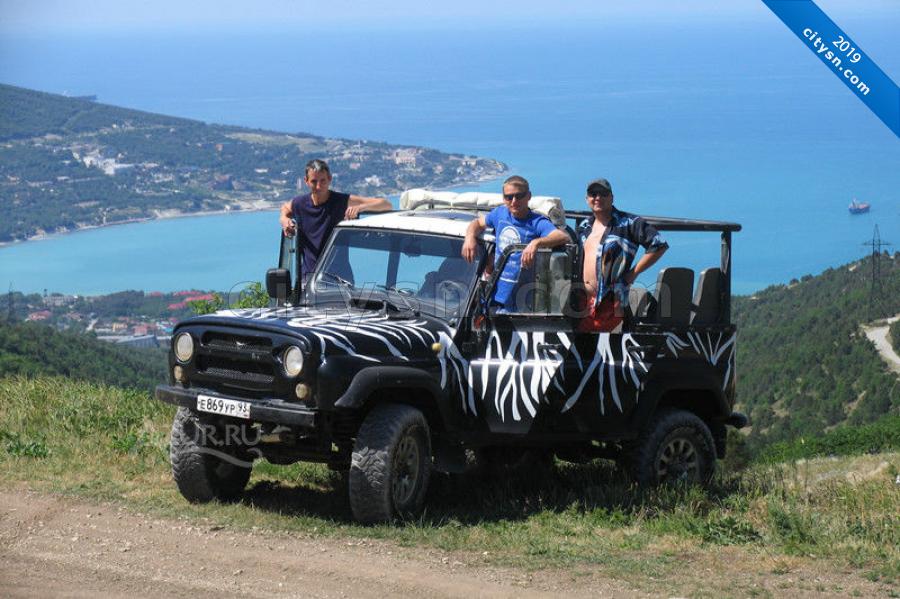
196;394;251;419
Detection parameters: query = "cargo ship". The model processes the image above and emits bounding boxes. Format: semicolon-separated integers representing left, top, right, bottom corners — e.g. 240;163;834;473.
849;198;870;214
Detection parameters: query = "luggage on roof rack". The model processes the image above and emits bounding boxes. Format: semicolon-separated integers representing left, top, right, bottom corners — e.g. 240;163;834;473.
399;188;566;226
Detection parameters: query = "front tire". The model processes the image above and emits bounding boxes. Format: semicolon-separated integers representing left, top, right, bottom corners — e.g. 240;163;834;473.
628;408;716;486
169;407;252;503
349;404;432;524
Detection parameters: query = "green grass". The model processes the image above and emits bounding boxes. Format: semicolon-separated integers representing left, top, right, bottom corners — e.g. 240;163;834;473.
758;414;900;463
1;375;898;592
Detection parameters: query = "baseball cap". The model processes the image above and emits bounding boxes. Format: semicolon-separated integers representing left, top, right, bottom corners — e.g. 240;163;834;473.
586;178;613;195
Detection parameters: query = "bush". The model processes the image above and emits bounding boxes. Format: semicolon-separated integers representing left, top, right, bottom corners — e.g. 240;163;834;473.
890;319;900;355
757;414;900;463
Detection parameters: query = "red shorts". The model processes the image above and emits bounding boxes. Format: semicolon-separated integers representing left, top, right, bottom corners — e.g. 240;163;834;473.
577;293;624;333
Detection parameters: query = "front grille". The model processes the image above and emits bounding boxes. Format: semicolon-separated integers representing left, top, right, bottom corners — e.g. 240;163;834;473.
200;365;275;385
196;332;278;392
203;331;272;353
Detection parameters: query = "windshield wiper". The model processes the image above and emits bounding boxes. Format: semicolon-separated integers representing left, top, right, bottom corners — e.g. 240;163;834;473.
375;284;420;316
317;271;354;290
316;271;355;306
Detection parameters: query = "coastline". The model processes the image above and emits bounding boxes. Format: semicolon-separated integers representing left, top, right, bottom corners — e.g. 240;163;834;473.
0;169;507;250
0;200;283;249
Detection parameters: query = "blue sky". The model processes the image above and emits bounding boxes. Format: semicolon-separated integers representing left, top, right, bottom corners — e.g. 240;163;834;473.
1;0;898;32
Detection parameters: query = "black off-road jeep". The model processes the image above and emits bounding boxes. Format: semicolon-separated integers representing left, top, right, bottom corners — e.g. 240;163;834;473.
155;190;747;523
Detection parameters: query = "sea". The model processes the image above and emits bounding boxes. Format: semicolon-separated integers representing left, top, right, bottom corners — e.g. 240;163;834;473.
1;17;898;296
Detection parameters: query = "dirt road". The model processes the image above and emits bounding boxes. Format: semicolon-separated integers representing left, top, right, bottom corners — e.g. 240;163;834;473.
863;315;900;375
0;489;637;598
0;489;890;598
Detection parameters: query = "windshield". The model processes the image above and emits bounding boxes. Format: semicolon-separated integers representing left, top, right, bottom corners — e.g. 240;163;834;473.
303;228;483;321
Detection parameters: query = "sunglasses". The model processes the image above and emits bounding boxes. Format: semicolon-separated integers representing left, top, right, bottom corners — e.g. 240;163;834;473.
503;191;529;201
587;191;611;199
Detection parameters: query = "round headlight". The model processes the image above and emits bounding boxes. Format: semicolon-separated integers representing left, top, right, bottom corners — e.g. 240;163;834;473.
174;333;194;363
283;346;304;377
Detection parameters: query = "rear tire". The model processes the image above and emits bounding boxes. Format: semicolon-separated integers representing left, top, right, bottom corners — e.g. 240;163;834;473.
169;407;252;503
349;404;431;524
628;408;716;486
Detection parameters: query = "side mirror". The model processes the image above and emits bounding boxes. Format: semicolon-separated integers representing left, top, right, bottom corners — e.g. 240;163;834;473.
266;268;292;303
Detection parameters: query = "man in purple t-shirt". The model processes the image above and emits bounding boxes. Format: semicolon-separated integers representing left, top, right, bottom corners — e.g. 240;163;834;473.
279;159;391;281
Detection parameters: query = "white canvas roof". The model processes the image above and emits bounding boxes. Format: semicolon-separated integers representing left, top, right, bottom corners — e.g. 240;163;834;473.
399;188;566;227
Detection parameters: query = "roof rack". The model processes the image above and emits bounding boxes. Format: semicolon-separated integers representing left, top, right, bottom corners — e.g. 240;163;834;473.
564;210;742;233
397;190;741;233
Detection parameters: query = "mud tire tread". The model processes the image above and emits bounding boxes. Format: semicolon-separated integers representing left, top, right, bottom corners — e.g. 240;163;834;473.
169;407;251;503
349;404;431;524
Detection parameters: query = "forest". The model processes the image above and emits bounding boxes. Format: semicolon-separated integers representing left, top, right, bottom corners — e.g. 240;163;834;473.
0;320;166;392
733;252;900;451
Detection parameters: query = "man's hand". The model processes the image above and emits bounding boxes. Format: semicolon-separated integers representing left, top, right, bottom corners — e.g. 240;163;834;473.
462;236;478;263
280;215;296;237
520;239;541;268
344;205;361;220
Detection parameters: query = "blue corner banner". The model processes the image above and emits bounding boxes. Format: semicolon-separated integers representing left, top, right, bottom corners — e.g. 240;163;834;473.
761;0;900;137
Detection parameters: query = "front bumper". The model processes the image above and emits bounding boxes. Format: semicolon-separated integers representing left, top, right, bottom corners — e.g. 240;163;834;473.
154;385;317;428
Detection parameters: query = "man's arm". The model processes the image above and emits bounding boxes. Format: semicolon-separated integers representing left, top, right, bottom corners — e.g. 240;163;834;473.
345;195;392;219
462;215;487;263
624;247;667;285
279;201;295;236
521;228;569;268
625;218;669;284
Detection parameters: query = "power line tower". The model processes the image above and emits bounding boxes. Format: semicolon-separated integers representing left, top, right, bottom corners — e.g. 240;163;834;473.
862;225;891;320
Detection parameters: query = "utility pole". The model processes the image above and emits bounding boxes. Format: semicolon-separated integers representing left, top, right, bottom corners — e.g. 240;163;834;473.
862;225;892;320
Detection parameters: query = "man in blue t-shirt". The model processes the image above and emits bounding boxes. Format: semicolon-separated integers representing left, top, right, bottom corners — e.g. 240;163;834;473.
279;159;392;282
462;175;569;312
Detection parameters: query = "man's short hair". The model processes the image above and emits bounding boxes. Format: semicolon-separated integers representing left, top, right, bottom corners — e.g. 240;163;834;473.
503;175;530;193
305;159;331;178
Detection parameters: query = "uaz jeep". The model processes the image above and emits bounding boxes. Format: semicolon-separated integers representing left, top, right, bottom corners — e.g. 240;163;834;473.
154;189;747;523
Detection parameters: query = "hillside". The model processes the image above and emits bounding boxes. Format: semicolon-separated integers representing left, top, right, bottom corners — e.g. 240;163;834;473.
0;320;166;392
733;252;900;450
0;83;506;242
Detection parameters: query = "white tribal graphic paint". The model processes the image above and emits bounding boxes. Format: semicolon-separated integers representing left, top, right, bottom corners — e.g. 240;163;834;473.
468;331;568;422
436;331;475;415
561;333;649;416
218;308;440;363
664;331;736;391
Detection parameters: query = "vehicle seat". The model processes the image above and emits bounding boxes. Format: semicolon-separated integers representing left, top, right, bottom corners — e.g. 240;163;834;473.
628;286;654;320
419;257;470;299
690;267;723;325
531;250;572;313
548;252;572;313
650;267;694;325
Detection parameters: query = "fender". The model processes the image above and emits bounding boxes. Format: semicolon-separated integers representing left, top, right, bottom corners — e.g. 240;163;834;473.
629;359;731;433
333;365;458;426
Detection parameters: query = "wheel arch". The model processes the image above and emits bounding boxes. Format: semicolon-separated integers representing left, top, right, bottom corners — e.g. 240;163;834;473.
334;366;449;435
632;375;731;458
